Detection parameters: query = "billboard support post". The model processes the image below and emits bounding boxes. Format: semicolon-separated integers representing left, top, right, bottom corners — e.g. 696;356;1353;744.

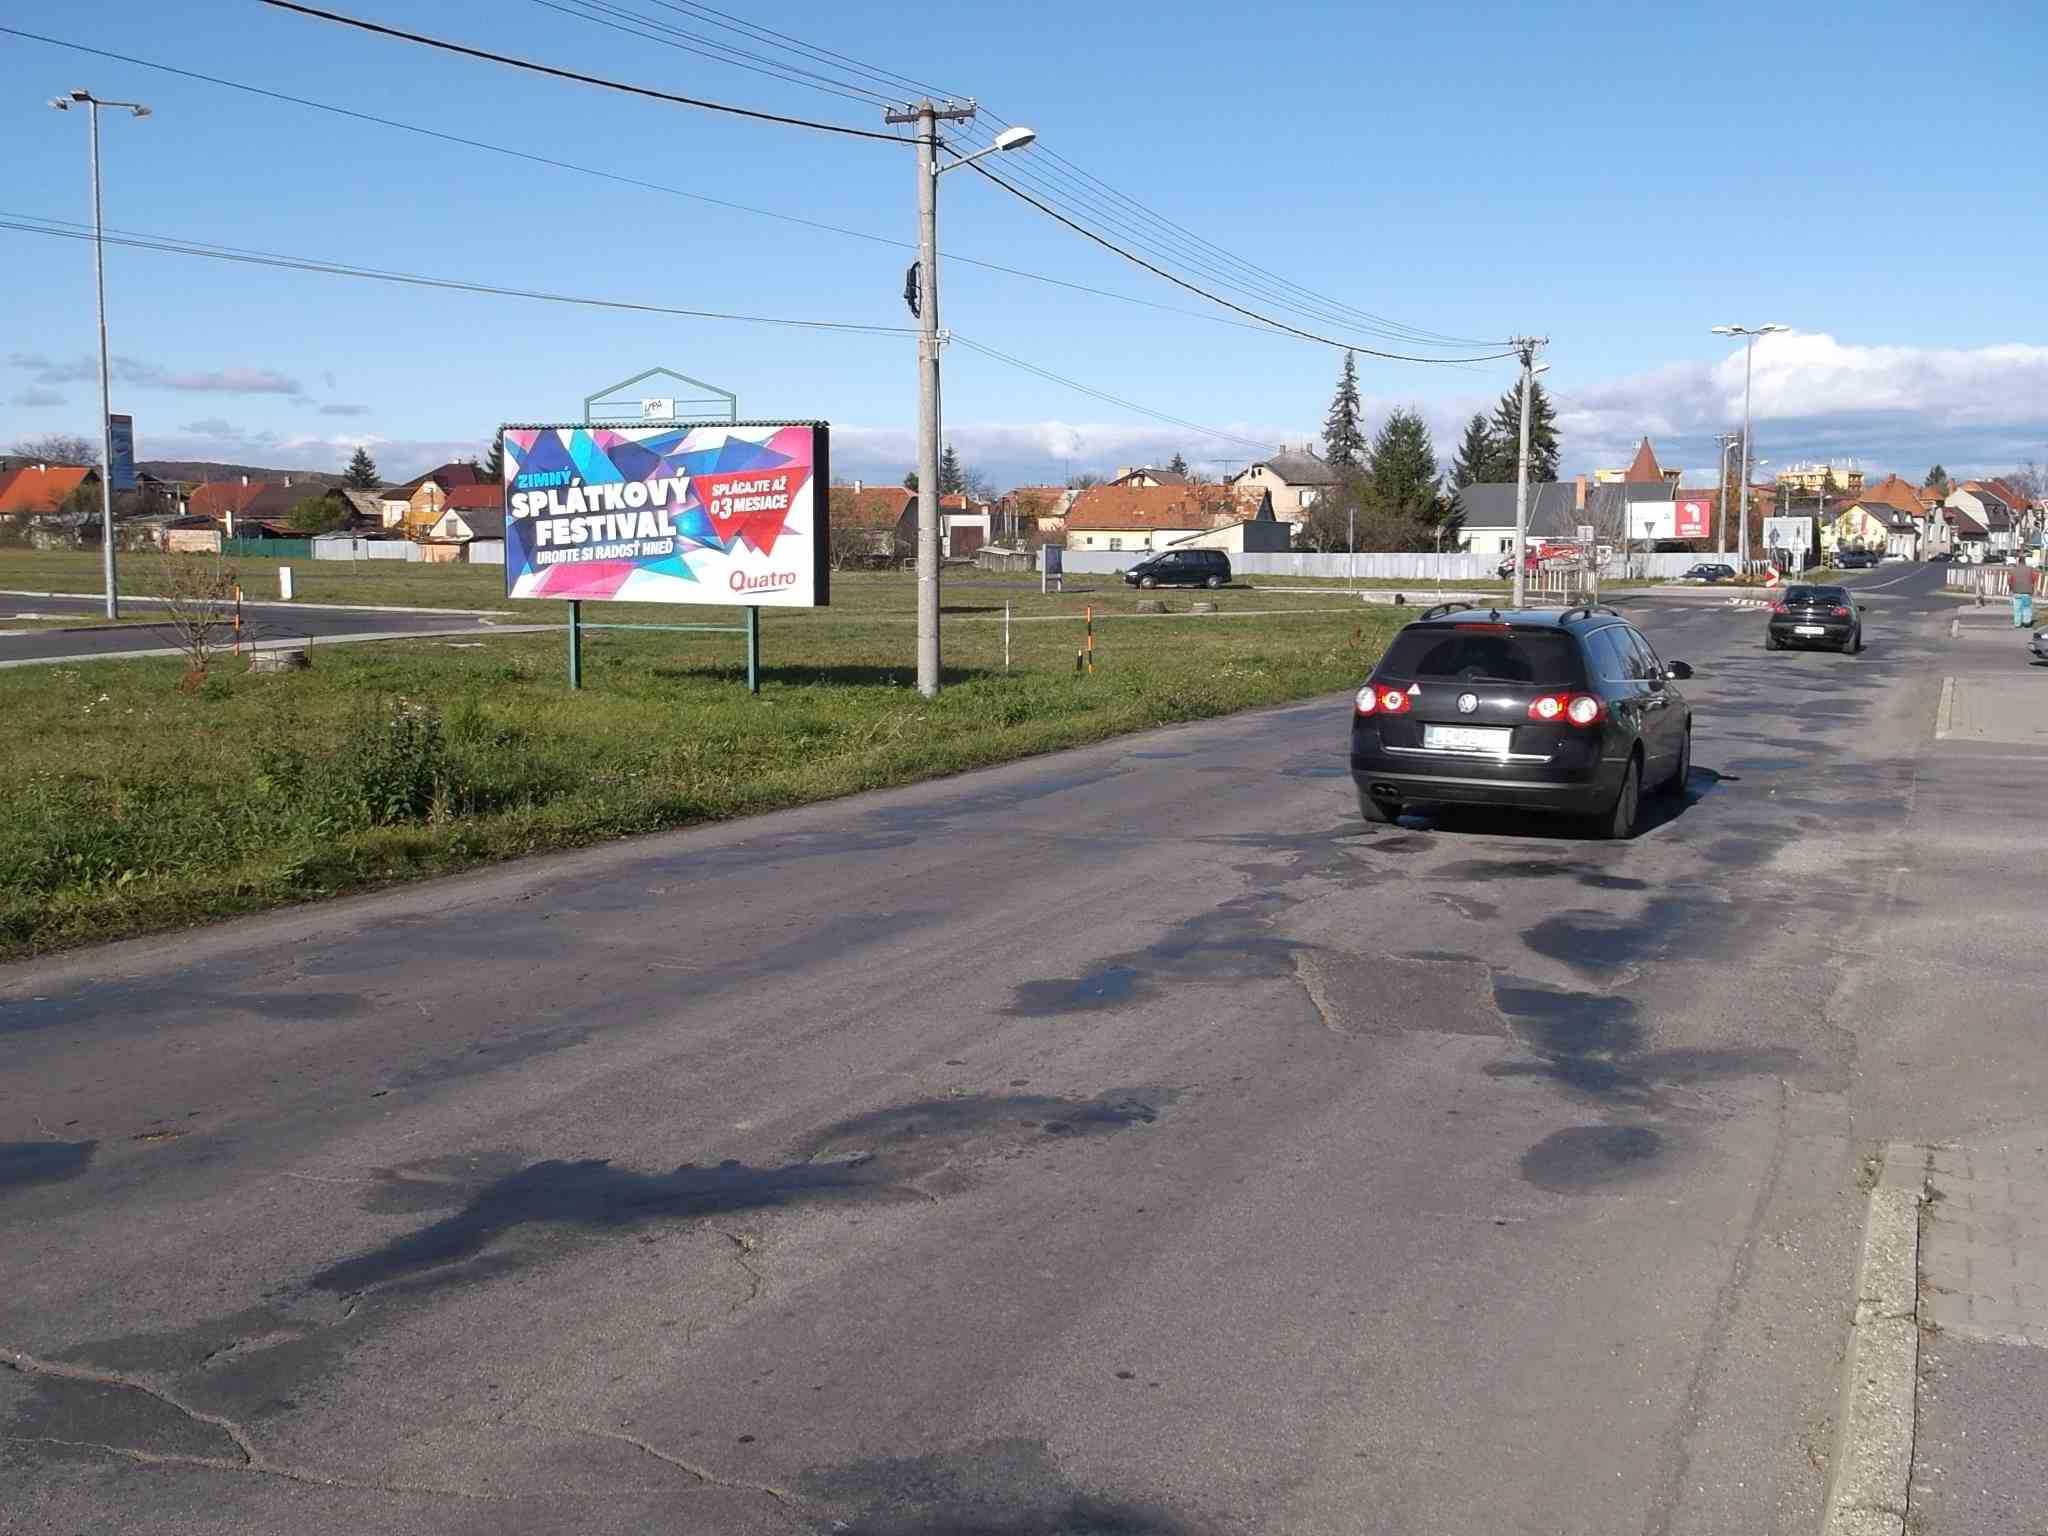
567;600;582;690
745;606;760;694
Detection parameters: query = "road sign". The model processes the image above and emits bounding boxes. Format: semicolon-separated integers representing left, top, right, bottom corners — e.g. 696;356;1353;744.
1576;523;1595;544
1764;516;1812;553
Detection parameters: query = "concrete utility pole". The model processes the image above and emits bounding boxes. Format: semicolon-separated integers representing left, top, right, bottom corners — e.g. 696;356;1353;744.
50;88;150;620
883;101;1034;697
1510;337;1548;610
1712;323;1788;570
1714;433;1741;558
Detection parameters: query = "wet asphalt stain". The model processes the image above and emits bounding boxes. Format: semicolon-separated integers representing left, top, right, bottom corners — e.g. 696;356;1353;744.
1577;873;1649;892
1005;895;1305;1016
1702;836;1777;868
1724;755;1810;774
0;1139;96;1191
390;1024;594;1090
1520;898;1692;975
1431;857;1594;882
1126;749;1193;761
314;1091;1167;1294
1279;764;1347;778
1362;833;1431;854
1520;1126;1666;1192
802;1438;1210;1536
1;1364;243;1466
1489;978;1805;1106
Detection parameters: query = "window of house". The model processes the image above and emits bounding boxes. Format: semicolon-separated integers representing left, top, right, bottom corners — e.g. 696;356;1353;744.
1108;537;1122;551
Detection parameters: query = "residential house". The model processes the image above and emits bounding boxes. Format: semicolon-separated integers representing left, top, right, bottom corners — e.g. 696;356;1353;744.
826;484;912;565
1452;481;1588;559
427;485;506;544
1162;490;1291;553
0;462;97;519
1108;465;1189;488
997;485;1075;545
1225;446;1339;518
1062;483;1246;553
1946;483;2017;556
1823;500;1906;559
188;476;316;534
380;462;486;537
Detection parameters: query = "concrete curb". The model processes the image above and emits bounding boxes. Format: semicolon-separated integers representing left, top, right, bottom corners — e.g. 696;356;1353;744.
1820;1143;1926;1536
1935;677;1955;739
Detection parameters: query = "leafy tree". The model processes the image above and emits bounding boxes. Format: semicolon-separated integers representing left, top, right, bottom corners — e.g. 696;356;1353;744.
939;443;965;497
1166;452;1189;476
1321;350;1366;471
1488;377;1559;483
289;493;353;535
481;435;503;482
344;445;380;488
903;469;919;492
1924;464;1951;495
1365;408;1441;525
10;432;99;467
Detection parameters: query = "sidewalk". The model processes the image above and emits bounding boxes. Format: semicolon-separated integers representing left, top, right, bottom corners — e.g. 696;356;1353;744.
1911;1131;2048;1532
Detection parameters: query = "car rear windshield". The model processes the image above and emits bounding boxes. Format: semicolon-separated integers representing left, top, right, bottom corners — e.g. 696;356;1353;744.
1783;586;1847;604
1378;626;1584;686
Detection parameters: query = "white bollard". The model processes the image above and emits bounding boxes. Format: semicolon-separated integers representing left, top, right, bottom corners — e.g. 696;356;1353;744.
279;565;294;601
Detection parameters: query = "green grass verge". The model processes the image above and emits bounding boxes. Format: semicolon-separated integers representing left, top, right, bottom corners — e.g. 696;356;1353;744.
0;595;1404;959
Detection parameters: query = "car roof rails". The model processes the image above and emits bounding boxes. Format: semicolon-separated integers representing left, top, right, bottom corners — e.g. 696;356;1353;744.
1559;603;1624;623
1420;600;1478;621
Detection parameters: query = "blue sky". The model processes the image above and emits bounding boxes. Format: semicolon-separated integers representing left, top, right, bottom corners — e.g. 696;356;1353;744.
4;0;2046;488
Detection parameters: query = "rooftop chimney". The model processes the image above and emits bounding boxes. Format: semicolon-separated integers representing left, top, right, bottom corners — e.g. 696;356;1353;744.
853;478;862;493
241;474;249;486
1574;475;1587;510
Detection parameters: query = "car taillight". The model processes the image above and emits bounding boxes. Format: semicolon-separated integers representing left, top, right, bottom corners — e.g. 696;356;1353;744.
1771;603;1788;614
1830;605;1850;618
1379;687;1411;714
1529;692;1605;727
1354;685;1377;715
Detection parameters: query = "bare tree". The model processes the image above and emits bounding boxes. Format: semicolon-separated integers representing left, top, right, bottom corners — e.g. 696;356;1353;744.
9;432;99;467
152;551;241;685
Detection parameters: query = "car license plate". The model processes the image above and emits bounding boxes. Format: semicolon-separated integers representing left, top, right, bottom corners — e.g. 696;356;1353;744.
1795;624;1825;635
1423;724;1511;755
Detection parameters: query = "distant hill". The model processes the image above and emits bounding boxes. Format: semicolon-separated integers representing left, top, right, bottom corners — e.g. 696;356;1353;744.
138;460;351;489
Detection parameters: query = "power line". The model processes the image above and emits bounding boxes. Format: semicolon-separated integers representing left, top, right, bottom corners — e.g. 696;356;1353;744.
257;0;910;144
0;25;1311;345
950;336;1274;453
962;162;1521;366
0;213;918;335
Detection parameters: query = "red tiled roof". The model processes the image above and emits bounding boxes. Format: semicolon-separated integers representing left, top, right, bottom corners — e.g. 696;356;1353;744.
390;462;485;497
1623;438;1664;484
1064;483;1245;532
1861;474;1928;515
187;481;269;518
0;464;93;514
444;484;503;511
829;485;912;530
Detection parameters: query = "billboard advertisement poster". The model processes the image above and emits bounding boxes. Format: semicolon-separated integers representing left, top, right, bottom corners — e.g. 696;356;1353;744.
503;421;828;606
1675;497;1711;540
1627;501;1677;541
1764;516;1813;553
107;413;136;492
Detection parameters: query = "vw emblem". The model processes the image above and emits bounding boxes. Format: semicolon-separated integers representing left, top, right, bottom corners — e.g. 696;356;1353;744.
1457;692;1480;715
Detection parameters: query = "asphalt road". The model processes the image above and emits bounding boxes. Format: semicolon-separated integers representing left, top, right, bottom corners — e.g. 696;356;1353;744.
1;564;2005;1535
0;591;514;664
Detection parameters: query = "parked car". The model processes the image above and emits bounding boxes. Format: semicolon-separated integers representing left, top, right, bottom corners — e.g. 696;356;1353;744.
1681;562;1738;582
1984;551;2008;564
2032;627;2048;664
1349;602;1694;839
1122;548;1230;590
1765;584;1864;654
1836;549;1881;569
1928;551;1953;562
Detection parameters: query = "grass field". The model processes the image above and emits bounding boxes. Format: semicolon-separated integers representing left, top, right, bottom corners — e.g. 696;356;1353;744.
0;573;1403;958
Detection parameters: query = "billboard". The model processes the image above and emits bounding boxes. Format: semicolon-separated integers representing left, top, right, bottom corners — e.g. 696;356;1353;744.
1674;497;1711;540
1764;516;1813;553
503;421;827;606
1628;501;1676;541
107;413;136;491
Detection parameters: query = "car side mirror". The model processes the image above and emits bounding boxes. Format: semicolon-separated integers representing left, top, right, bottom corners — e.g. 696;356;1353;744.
1665;661;1694;680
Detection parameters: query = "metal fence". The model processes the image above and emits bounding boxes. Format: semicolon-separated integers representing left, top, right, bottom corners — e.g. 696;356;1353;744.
308;538;424;562
220;537;314;560
1946;564;2036;595
1041;549;1707;581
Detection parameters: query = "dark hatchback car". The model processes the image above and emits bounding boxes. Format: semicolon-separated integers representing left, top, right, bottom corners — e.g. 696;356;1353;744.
1122;548;1231;590
1837;549;1882;570
1350;604;1694;839
1682;562;1738;582
1765;584;1864;653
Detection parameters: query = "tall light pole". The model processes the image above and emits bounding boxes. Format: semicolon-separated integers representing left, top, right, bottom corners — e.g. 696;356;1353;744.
50;88;151;621
1711;323;1787;571
883;104;1036;697
1510;338;1549;610
1713;432;1741;557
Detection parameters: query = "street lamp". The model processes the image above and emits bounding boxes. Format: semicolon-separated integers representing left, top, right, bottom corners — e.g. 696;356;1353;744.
1510;343;1549;610
51;88;151;621
1711;323;1788;572
882;103;1037;698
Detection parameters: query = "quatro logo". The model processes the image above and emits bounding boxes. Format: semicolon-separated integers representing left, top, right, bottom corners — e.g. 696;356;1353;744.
1457;693;1479;714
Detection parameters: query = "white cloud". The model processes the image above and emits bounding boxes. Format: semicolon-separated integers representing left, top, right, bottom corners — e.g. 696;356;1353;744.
318;403;372;418
7;352;303;396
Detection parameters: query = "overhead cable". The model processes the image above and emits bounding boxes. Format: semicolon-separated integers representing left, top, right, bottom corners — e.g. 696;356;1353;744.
257;0;909;143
